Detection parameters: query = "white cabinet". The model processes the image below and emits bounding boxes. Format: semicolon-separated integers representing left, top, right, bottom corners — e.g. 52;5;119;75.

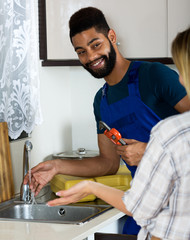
87;216;127;240
167;0;190;57
45;0;167;60
41;0;190;63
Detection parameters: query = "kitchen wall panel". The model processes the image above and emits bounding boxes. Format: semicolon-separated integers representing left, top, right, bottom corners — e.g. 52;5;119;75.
168;0;190;57
46;0;167;59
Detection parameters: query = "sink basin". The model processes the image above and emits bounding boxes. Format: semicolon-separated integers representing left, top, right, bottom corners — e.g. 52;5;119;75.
0;202;112;224
0;185;112;224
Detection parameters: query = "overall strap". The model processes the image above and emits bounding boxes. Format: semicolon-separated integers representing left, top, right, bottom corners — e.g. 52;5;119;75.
128;61;142;97
128;61;142;83
101;83;108;97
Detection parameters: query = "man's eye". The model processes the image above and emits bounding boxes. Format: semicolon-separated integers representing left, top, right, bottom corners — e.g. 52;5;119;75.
94;43;101;48
77;50;85;55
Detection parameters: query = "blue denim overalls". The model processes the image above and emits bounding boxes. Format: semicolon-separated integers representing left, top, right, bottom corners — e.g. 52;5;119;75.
100;61;161;235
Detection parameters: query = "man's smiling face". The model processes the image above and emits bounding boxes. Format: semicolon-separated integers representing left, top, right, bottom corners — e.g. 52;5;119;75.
72;28;116;78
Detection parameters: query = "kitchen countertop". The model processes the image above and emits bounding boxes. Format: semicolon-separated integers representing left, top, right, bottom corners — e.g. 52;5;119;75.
0;167;130;240
0;208;125;240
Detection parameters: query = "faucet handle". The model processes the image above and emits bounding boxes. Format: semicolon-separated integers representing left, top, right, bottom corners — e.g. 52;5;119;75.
25;140;33;151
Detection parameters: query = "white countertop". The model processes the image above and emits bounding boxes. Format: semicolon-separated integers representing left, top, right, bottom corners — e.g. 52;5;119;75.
0;208;125;240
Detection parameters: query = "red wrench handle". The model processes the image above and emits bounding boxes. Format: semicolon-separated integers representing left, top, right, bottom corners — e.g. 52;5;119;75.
104;129;126;145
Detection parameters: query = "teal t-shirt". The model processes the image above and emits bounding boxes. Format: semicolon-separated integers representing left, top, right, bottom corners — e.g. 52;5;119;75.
93;61;187;134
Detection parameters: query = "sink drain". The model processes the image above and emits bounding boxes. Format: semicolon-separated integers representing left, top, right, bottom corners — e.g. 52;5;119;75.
58;208;65;216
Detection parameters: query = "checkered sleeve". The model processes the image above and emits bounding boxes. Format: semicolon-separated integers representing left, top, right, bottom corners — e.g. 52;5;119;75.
123;130;174;226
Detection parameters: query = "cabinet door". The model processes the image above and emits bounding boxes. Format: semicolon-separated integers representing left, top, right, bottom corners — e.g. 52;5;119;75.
46;0;167;59
168;0;190;57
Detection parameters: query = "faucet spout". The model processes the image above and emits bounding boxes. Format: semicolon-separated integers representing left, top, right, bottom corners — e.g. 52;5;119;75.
20;140;33;202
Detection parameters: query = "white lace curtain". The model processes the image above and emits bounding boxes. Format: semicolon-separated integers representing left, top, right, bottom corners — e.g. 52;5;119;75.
0;0;42;139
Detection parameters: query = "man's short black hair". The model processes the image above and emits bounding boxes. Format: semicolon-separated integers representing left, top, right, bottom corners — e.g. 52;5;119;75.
69;7;110;42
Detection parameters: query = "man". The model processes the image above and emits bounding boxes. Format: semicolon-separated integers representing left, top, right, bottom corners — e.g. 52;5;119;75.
47;27;190;240
24;7;190;235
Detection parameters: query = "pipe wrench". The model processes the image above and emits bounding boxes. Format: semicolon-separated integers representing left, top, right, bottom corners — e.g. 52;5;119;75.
99;121;126;146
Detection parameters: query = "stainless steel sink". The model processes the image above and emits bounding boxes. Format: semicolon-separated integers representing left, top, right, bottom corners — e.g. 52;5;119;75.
0;185;112;224
0;201;112;224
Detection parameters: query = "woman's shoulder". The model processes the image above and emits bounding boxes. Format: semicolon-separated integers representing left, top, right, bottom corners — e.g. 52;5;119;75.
152;111;190;141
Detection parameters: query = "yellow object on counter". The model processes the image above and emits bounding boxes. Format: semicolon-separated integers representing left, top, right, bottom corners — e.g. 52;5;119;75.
50;175;96;202
50;165;132;202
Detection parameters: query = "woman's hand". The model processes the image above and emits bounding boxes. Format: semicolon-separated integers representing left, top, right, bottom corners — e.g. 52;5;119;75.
46;180;132;216
47;180;92;206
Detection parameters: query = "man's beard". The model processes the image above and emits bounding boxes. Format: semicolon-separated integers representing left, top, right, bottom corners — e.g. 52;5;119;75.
82;40;116;79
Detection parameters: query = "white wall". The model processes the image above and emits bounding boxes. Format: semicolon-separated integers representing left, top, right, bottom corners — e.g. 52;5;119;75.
70;67;104;150
10;63;103;194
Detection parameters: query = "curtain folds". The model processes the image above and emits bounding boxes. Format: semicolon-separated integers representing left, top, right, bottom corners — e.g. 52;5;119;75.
0;0;43;139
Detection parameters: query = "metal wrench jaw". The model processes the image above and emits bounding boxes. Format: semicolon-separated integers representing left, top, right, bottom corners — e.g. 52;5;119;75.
99;121;126;146
99;121;111;131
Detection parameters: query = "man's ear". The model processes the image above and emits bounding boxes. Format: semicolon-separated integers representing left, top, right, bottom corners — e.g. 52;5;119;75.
108;29;117;43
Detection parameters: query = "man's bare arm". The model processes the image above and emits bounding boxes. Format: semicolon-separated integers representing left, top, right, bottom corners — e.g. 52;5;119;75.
174;95;190;112
24;134;121;195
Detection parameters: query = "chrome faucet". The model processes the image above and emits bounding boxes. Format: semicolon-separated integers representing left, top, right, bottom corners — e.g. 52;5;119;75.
20;140;33;202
